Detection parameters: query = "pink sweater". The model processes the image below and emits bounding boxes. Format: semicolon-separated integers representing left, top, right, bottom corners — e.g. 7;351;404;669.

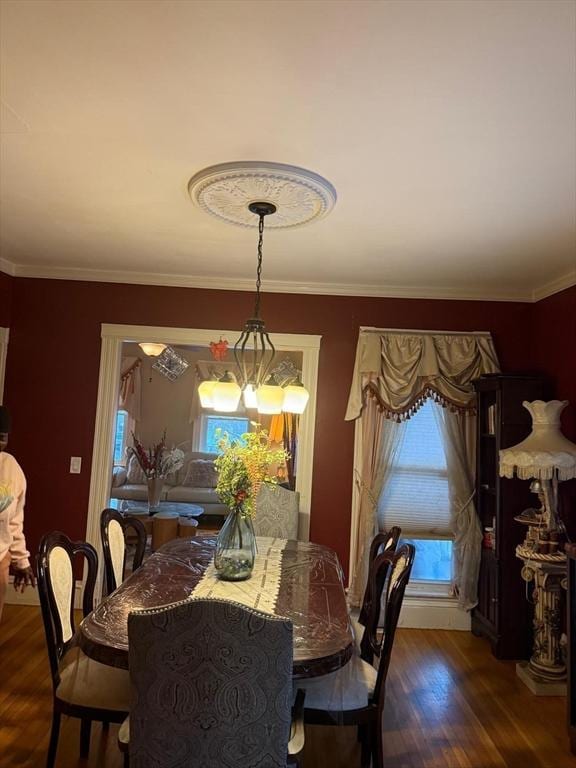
0;452;31;568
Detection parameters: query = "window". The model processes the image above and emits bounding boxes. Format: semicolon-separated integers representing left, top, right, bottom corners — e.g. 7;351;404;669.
200;414;249;453
378;398;453;585
113;409;130;465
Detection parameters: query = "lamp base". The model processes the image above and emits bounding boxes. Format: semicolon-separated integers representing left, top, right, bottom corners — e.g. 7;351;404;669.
516;662;566;696
516;553;567;696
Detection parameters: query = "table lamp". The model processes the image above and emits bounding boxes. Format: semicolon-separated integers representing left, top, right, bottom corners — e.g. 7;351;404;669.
500;400;576;535
499;399;576;693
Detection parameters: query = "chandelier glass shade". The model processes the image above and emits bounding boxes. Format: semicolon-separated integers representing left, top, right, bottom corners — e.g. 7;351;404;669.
211;371;241;413
282;379;310;415
242;382;258;409
255;374;285;415
198;377;218;409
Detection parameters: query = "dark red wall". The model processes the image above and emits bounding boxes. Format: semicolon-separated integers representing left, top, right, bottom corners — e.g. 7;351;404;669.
531;286;576;439
0;273;12;327
530;285;576;531
3;277;540;574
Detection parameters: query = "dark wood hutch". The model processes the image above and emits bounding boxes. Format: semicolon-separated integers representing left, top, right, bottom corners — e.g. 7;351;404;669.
472;374;544;660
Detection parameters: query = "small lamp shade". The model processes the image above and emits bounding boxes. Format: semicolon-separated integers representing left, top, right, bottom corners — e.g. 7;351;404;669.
499;400;576;481
256;375;285;414
198;379;217;409
211;372;241;413
138;342;167;357
243;383;258;409
282;379;309;414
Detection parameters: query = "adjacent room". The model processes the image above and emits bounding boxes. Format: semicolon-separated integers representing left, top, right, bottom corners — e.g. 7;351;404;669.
0;1;575;767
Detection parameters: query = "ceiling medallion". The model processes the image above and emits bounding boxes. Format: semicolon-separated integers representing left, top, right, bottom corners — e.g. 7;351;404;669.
188;161;337;228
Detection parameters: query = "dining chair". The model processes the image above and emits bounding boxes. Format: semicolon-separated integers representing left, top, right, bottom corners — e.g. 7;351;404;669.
300;544;415;768
118;597;305;768
100;508;147;596
357;527;401;628
253;484;300;539
352;527;402;653
37;531;130;768
119;599;304;768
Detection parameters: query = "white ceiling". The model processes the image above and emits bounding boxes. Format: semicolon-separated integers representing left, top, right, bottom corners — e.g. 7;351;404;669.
0;0;575;301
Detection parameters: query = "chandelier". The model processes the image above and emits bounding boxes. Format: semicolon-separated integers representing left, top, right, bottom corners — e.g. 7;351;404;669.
189;160;337;417
206;202;309;415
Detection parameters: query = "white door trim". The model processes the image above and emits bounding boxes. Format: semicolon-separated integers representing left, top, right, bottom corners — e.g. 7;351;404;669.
0;327;9;404
86;323;321;596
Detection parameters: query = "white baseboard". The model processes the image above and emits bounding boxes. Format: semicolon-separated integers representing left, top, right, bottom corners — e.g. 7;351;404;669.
5;577;84;609
398;596;471;631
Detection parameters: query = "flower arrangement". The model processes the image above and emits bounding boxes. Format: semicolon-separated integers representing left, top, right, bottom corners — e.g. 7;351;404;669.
130;432;185;479
0;483;13;513
214;424;288;517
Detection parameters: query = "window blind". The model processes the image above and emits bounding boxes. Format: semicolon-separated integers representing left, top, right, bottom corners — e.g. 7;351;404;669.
378;399;452;537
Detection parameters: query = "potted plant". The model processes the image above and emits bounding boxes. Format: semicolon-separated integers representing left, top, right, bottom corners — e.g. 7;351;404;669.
130;432;185;513
214;424;287;581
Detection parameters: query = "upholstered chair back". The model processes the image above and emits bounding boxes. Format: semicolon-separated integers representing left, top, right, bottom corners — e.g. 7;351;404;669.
100;508;146;596
37;532;98;686
358;526;401;627
253;484;300;540
127;598;294;768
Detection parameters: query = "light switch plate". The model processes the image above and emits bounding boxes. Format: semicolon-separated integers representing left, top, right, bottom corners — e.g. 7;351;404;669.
70;457;82;474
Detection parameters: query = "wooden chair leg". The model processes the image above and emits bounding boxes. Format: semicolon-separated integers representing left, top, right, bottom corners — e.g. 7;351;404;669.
80;718;92;758
373;715;384;768
46;710;61;768
360;723;373;768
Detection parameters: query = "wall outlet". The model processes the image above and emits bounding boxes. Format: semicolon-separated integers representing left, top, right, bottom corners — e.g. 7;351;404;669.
70;457;82;474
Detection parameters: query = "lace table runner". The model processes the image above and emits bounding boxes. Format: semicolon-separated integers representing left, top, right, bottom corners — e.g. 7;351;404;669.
191;537;288;614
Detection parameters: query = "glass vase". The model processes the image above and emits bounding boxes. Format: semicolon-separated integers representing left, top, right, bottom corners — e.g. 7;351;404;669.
214;506;256;581
147;476;164;513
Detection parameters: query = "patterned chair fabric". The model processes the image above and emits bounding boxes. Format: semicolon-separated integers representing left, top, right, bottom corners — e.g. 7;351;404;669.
127;598;294;768
253;484;300;540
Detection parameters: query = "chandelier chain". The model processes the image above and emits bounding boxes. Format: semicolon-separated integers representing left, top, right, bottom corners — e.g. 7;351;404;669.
254;213;265;319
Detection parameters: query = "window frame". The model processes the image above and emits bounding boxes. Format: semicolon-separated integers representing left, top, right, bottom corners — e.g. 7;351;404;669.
197;412;250;454
113;408;133;466
378;400;454;590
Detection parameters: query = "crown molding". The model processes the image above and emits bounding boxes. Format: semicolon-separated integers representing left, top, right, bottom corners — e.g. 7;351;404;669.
1;258;573;303
0;261;534;302
0;257;16;277
531;269;576;302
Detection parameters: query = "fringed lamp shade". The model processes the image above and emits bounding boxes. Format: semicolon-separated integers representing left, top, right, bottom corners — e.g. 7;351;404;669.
499;400;576;482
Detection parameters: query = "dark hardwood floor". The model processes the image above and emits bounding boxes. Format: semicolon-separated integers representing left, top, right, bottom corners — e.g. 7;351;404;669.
0;605;573;767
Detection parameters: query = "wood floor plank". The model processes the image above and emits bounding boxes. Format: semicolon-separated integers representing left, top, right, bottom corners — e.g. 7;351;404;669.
1;605;574;767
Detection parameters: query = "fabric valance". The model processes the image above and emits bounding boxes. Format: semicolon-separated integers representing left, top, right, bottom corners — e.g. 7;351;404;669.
345;330;500;421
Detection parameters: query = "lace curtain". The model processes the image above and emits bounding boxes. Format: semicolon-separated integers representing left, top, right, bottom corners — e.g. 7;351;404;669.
348;395;406;608
346;330;500;610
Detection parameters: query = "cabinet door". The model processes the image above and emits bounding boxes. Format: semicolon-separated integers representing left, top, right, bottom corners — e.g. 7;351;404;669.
475;548;499;634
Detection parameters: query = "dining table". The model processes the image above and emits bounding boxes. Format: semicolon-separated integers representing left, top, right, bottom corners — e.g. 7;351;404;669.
78;535;355;679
